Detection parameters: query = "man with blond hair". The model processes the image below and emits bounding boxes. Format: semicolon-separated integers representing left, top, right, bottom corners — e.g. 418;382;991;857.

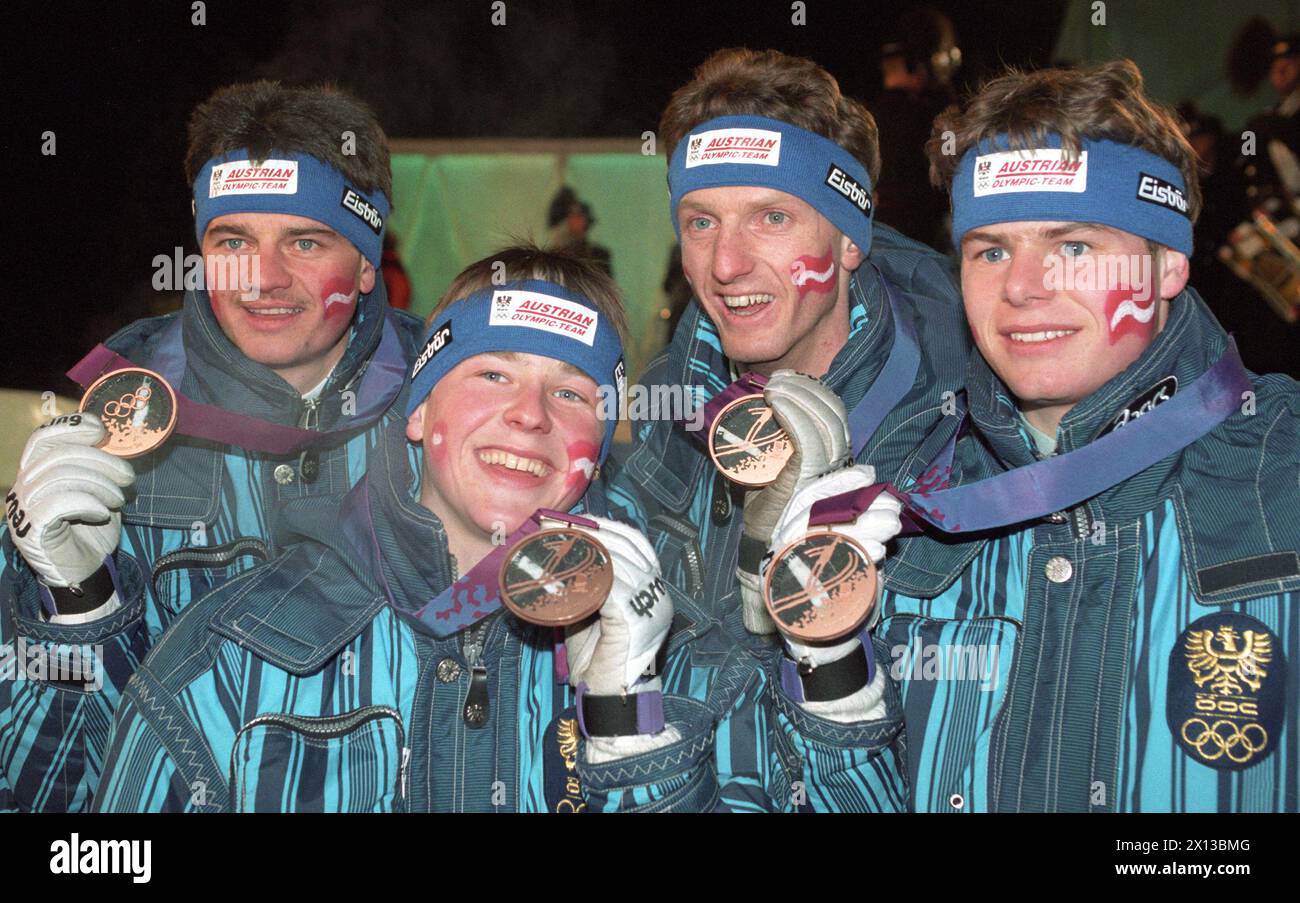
607;52;969;796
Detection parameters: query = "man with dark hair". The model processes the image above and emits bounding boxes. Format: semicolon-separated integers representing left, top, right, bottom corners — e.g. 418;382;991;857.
0;81;424;811
778;59;1299;810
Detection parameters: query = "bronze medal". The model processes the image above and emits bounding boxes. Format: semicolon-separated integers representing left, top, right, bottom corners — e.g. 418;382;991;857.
707;394;792;488
79;367;178;458
499;528;614;627
764;532;878;642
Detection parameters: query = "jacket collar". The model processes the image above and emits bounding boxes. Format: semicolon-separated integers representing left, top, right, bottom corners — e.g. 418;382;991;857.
966;286;1228;473
175;276;391;430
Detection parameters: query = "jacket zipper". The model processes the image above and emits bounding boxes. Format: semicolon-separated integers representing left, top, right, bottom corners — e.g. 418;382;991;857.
152;537;269;577
299;396;321;430
1072;504;1092;542
232;705;408;803
461;621;491;729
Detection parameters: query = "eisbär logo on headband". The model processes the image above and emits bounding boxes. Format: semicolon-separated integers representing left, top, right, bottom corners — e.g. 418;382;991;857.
411;322;452;378
489;290;599;346
341;188;384;234
1135;173;1190;219
685;128;782;168
973;149;1087;197
825;164;872;218
208;160;299;197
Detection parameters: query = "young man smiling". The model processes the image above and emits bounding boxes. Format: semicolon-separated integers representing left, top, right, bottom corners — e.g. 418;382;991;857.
0;82;424;811
603;52;970;787
780;60;1299;811
608;49;970;647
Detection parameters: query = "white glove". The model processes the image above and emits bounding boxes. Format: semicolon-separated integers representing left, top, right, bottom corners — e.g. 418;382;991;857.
7;413;135;588
739;371;851;634
564;517;682;763
565;517;674;694
764;465;904;722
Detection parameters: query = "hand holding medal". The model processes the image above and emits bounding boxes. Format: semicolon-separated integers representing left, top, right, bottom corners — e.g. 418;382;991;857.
762;465;903;642
726;371;854;634
499;512;616;627
79;368;178;458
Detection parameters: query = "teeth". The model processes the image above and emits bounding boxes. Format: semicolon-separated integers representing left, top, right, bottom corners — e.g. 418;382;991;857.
247;307;300;316
722;294;774;310
478;449;549;477
1009;329;1077;343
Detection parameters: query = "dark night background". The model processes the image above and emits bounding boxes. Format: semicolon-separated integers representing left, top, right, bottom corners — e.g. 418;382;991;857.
5;0;1289;394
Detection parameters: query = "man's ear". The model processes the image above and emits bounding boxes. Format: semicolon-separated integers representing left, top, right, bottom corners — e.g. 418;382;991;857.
405;396;427;443
1158;248;1190;300
360;256;377;295
839;232;866;273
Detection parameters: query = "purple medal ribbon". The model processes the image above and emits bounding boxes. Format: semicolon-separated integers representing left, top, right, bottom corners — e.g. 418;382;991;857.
810;342;1252;535
691;371;768;447
66;317;408;456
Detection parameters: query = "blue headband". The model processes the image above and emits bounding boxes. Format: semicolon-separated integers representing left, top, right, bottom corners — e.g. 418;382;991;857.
193;149;390;267
406;279;626;464
951;134;1193;255
668;115;875;256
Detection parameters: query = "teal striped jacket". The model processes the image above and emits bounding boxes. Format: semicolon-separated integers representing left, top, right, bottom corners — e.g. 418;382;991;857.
878;289;1300;811
92;422;878;812
604;223;970;810
1;283;424;811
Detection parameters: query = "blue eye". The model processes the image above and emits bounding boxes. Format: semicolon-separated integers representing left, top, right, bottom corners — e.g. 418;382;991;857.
979;247;1007;263
222;238;246;251
481;371;505;383
1062;241;1089;257
555;388;588;404
687;216;712;231
295;239;318;251
764;211;787;225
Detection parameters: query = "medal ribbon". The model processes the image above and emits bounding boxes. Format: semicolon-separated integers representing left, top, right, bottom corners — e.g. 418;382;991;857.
67;317;408;456
339;481;598;639
809;342;1252;534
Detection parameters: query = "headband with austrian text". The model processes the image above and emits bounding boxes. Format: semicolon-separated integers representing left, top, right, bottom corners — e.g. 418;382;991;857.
193;149;390;267
668;114;875;257
950;133;1193;255
406;279;626;464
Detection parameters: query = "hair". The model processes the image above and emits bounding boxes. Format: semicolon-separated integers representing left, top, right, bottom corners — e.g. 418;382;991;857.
926;59;1202;224
430;243;629;345
185;80;392;200
659;47;881;186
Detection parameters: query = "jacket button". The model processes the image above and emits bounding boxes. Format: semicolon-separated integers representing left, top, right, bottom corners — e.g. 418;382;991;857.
463;703;487;726
1045;556;1073;583
436;658;462;682
273;463;295;485
949;793;965;810
299;452;320;484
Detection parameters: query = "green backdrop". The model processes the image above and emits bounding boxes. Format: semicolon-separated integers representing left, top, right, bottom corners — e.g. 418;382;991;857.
387;145;679;386
1054;0;1300;130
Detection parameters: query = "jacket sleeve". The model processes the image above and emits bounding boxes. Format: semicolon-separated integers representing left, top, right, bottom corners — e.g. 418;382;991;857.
577;629;818;813
765;634;910;812
576;670;783;812
0;532;152;812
